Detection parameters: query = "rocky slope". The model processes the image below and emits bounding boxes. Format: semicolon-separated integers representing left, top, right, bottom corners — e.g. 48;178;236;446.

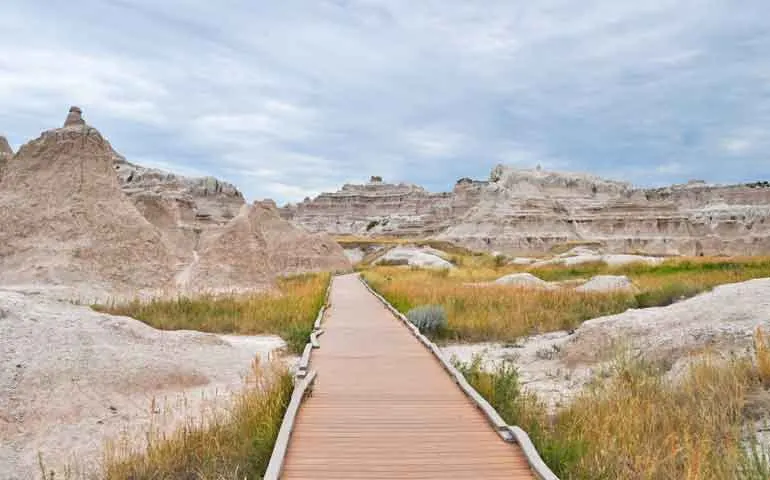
0;108;180;300
0;135;13;179
185;201;349;294
0;108;349;299
281;167;770;256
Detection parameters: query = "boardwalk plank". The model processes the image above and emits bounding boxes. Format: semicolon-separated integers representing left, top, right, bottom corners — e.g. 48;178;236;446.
281;274;535;479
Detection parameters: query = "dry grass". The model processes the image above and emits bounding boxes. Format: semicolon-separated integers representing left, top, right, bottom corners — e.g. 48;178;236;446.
365;267;631;341
363;257;770;343
459;351;770;480
94;273;329;353
553;359;752;479
755;328;770;387
102;360;293;480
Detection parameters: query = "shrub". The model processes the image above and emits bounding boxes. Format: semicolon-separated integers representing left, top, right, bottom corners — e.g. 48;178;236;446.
406;305;447;334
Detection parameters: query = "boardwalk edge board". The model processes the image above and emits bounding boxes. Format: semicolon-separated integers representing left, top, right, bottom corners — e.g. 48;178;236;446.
359;274;560;480
264;276;333;480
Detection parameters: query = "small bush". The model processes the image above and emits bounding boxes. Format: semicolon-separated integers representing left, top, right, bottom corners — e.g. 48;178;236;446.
406;305;447;334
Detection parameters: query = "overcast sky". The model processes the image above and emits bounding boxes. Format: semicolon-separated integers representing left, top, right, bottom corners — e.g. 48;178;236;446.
1;1;769;202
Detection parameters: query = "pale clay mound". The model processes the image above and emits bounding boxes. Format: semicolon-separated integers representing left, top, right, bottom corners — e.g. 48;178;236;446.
443;277;770;411
0;108;350;300
0;289;287;480
187;202;350;294
0;108;181;301
373;246;454;269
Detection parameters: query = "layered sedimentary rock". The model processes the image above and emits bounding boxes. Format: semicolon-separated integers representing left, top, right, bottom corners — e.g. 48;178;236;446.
0;135;12;177
0;107;350;299
280;180;457;236
187;202;350;293
281;166;770;256
114;155;246;258
0;108;180;299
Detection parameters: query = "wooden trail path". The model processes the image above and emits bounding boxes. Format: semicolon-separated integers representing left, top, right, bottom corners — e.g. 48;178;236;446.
280;274;537;479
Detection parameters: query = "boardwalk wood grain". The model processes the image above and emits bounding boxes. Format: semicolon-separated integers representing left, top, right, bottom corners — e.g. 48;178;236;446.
281;274;536;479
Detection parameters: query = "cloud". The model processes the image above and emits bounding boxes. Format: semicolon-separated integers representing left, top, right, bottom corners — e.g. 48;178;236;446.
1;0;769;201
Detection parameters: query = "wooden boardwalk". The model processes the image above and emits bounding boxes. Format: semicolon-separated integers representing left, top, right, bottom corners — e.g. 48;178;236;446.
281;274;536;479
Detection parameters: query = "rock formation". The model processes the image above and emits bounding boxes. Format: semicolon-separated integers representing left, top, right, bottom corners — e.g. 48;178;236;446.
0;134;12;178
186;202;350;293
113;155;246;259
280;177;457;236
0;108;180;299
63;105;86;127
282;167;770;256
0;107;350;299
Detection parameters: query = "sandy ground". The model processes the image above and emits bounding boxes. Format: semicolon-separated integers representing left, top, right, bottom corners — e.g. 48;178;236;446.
0;289;289;480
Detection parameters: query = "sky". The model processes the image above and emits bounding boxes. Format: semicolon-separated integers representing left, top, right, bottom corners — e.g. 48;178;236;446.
1;1;769;203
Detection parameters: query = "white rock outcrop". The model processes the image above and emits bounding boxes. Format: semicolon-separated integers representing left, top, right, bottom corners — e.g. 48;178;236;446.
374;246;454;269
575;275;635;292
493;272;554;289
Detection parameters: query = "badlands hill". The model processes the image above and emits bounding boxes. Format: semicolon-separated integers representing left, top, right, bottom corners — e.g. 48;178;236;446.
0;107;180;299
281;168;770;256
0;107;349;299
0;135;12;177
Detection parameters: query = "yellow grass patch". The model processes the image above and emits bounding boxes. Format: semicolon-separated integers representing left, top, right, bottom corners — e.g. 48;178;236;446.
364;257;770;343
94;273;330;353
102;360;293;480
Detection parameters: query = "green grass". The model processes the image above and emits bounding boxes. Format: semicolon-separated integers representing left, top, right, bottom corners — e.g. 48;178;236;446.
94;273;330;354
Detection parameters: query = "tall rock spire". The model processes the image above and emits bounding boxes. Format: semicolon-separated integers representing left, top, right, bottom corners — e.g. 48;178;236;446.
0;135;12;157
0;134;12;175
63;106;86;127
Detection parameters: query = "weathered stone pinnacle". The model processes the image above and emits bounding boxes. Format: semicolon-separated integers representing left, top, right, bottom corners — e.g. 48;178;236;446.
0;135;12;156
64;106;85;127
